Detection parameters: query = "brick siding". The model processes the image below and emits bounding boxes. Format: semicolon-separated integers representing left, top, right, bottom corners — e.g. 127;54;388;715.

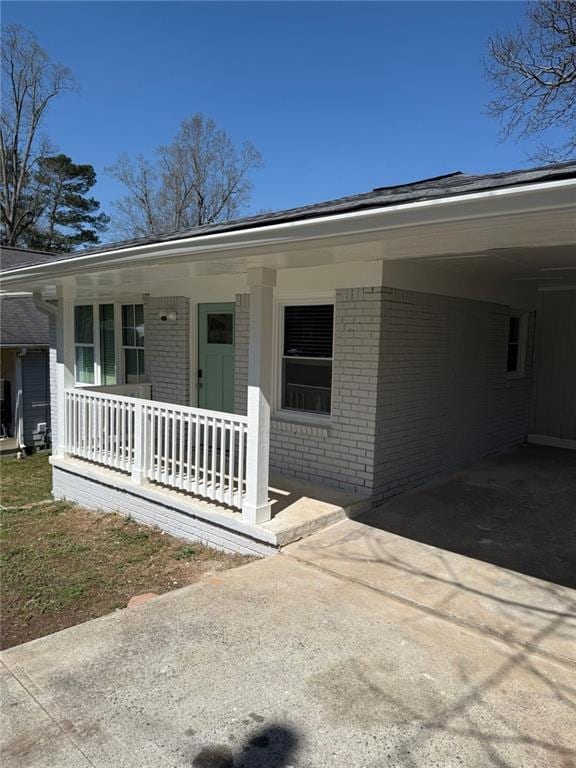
144;296;190;405
235;286;533;500
373;288;534;502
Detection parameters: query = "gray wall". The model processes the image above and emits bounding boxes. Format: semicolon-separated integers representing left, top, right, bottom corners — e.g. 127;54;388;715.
373;288;534;503
235;286;534;500
236;288;385;496
21;349;50;447
530;290;576;441
144;296;191;405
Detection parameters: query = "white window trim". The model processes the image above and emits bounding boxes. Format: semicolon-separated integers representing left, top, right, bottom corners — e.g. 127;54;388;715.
273;294;335;422
507;311;528;380
73;301;144;387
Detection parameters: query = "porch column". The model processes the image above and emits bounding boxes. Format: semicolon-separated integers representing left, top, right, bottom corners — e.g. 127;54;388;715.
242;267;276;525
54;282;76;458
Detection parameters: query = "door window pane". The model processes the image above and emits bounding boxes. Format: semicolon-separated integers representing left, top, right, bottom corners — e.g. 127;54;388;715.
207;313;233;344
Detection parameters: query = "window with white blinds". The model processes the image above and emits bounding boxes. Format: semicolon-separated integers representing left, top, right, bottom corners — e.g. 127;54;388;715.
282;304;334;415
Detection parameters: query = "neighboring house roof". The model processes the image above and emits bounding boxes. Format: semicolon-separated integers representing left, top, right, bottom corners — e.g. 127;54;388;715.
1;245;63;271
2;160;576;269
0;295;50;347
1;248;63;346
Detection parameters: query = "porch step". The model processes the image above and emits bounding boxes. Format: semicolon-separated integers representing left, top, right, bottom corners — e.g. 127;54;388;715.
262;473;371;547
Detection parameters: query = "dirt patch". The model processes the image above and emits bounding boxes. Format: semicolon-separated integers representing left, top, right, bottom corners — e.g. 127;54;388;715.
0;455;253;649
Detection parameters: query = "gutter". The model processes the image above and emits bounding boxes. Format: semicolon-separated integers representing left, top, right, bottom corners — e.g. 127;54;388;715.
1;177;575;285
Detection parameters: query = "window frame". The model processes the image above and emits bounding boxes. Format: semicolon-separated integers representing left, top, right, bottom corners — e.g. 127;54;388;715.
506;311;528;379
72;300;144;387
274;295;335;421
74;304;96;385
121;303;146;384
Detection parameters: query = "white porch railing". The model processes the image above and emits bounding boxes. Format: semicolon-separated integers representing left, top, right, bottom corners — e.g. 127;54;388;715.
64;389;248;509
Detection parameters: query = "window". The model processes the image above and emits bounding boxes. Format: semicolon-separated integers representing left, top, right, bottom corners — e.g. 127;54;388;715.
207;313;233;344
74;305;95;384
122;304;145;383
507;312;527;377
99;304;116;385
282;304;334;415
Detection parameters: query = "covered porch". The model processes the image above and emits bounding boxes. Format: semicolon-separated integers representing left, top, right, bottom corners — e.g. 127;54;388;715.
48;264;369;553
55;382;367;553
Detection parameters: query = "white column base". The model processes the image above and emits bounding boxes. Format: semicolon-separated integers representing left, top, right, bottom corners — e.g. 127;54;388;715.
242;500;272;526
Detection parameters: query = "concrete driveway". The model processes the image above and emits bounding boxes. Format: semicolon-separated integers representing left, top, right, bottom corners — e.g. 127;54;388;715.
2;547;575;767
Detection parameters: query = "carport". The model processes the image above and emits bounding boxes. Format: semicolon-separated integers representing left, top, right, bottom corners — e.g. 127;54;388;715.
402;245;576;453
287;444;576;664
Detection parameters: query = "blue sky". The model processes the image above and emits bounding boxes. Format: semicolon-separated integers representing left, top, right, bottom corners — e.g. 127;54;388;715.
3;1;563;229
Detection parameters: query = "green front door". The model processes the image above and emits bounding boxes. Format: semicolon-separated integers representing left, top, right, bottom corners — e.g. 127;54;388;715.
198;303;235;413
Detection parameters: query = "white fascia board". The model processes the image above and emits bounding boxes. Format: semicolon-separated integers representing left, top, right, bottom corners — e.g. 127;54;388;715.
1;178;575;286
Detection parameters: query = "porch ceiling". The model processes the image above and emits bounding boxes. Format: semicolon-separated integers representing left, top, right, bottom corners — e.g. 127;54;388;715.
408;244;576;291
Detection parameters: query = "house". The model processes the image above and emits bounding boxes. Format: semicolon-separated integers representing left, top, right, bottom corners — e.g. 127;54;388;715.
0;247;63;455
0;161;574;553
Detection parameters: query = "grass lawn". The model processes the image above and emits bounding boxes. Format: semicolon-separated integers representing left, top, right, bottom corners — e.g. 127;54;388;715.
0;452;53;507
0;454;253;650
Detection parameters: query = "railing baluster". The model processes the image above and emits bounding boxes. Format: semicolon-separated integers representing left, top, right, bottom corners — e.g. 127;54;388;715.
203;416;209;495
228;422;235;507
193;415;200;495
218;419;226;503
178;411;185;488
186;413;193;492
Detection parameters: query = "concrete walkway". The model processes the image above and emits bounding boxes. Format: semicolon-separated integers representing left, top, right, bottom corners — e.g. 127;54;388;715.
2;553;575;767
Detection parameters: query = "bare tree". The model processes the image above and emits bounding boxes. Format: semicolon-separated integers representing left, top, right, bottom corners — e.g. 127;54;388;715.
108;114;262;238
0;25;76;245
486;1;576;161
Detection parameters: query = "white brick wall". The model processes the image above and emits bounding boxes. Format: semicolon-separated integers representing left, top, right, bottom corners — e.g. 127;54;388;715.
235;286;533;501
53;465;273;556
235;288;385;495
144;296;191;405
373;288;534;502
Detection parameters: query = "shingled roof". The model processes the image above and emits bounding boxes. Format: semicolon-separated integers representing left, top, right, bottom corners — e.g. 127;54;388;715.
2;160;575;270
0;247;62;346
0;295;50;347
1;245;63;271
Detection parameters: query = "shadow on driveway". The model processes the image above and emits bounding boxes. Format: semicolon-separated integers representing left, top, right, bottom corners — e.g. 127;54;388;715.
361;445;576;589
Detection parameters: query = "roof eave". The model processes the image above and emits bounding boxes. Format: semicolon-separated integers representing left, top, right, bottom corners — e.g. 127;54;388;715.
1;177;575;286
